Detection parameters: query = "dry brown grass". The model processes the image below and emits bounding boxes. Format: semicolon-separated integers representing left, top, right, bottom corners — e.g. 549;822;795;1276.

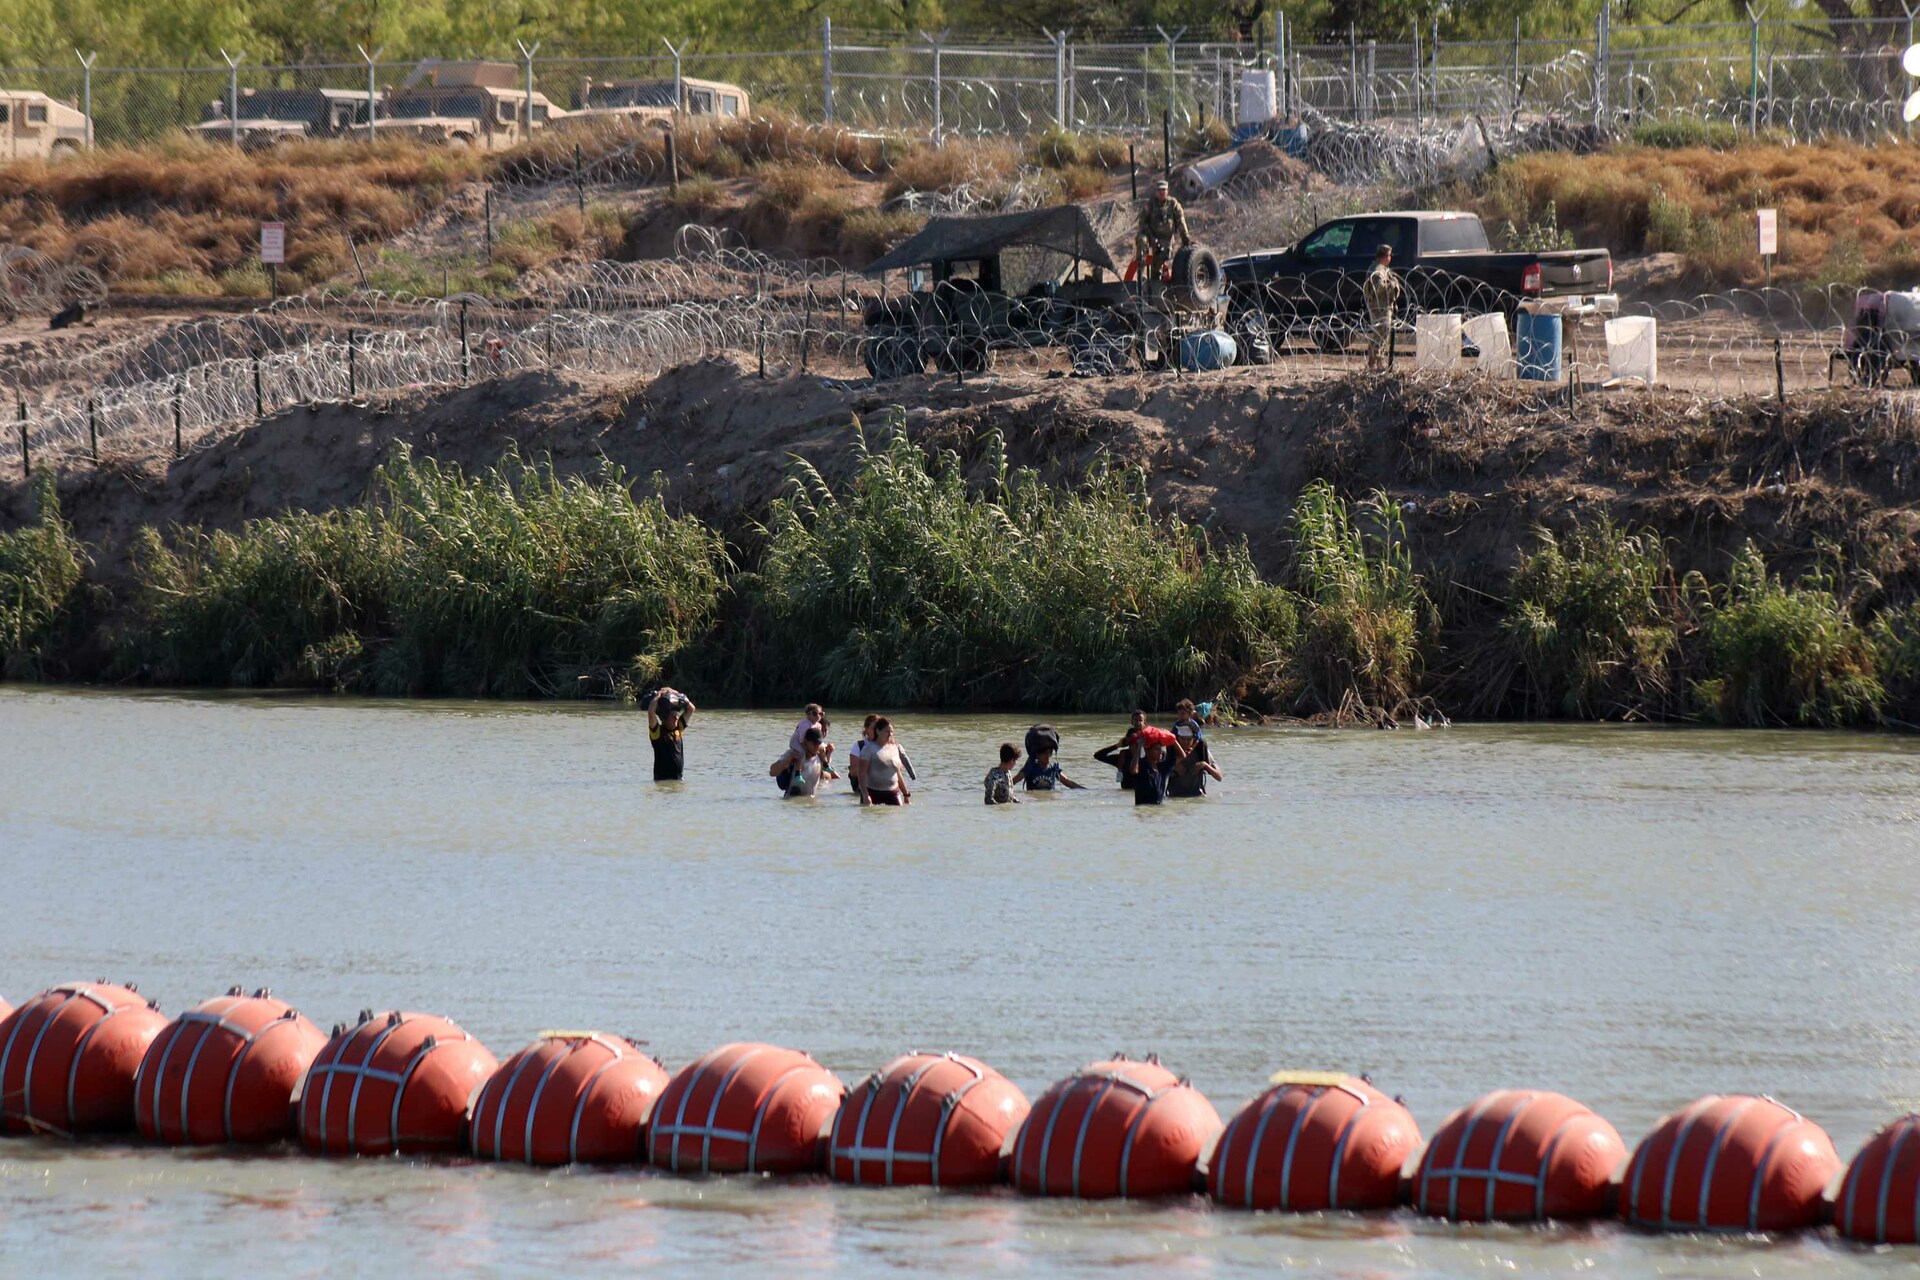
0;136;482;294
882;139;1022;199
1471;141;1920;286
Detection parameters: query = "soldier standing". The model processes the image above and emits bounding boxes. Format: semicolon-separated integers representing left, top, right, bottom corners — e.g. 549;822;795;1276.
1135;177;1191;280
1363;244;1403;372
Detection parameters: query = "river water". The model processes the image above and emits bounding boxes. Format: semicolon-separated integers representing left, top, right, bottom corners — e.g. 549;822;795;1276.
2;687;1918;1277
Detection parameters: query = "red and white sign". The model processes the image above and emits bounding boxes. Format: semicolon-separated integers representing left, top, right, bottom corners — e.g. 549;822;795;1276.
1756;208;1778;257
260;221;286;265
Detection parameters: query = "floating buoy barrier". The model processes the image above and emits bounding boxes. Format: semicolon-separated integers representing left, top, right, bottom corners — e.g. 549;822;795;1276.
470;1032;669;1166
1412;1089;1627;1222
297;1010;497;1156
1620;1094;1841;1233
0;982;168;1137
1209;1072;1420;1212
135;989;326;1145
10;970;1920;1247
1836;1114;1920;1244
1011;1056;1222;1199
647;1042;844;1175
829;1051;1030;1187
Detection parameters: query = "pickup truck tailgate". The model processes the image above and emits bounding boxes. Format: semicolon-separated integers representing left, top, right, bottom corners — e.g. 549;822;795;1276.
1538;250;1611;293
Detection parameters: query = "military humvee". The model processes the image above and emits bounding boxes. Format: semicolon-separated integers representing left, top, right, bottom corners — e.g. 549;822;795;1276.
380;61;564;151
0;91;90;160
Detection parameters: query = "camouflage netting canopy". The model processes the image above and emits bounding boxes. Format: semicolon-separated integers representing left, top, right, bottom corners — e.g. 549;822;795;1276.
864;204;1125;277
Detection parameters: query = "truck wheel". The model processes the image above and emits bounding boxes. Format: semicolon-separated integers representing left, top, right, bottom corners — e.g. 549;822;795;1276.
932;333;992;374
1067;322;1129;376
1165;245;1224;310
48;142;81;164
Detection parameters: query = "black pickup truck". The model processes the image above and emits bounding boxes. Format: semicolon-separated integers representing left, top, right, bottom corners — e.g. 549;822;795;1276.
1220;211;1612;348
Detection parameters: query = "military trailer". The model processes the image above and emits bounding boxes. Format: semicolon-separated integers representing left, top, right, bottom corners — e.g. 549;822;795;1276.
379;61;564;150
0;91;90;160
566;76;750;123
189;88;378;149
860;203;1225;379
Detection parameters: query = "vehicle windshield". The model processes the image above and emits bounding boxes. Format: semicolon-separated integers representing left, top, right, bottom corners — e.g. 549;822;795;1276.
587;81;675;108
229;91;327;124
386;88;489;119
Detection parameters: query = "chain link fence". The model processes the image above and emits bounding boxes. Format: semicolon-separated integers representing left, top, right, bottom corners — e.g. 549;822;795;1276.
5;15;1920;152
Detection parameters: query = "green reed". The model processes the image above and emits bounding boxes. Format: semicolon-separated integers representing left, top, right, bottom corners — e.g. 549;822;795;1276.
740;416;1297;711
1287;479;1428;718
126;446;729;697
0;472;86;679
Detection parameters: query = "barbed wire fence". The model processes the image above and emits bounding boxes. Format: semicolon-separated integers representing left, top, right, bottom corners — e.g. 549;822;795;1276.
4;13;1920;149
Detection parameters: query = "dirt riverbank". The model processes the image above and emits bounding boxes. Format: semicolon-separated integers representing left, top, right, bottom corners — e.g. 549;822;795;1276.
5;354;1917;608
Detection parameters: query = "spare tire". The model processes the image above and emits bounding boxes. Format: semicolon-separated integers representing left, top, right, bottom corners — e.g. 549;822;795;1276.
1166;245;1223;310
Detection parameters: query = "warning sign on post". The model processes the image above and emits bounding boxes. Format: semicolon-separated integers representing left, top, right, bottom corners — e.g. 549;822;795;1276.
1756;208;1778;257
260;221;286;265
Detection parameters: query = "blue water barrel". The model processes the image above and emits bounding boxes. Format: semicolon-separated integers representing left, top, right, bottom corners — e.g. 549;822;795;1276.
1515;311;1563;382
1178;329;1238;371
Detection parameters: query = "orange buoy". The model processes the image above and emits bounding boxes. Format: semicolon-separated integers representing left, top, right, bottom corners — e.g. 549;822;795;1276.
1836;1114;1920;1244
647;1042;844;1175
1620;1094;1840;1233
135;988;326;1145
0;982;168;1137
1011;1056;1222;1199
1209;1072;1421;1212
829;1052;1030;1187
1413;1089;1626;1222
470;1032;670;1165
297;1010;497;1155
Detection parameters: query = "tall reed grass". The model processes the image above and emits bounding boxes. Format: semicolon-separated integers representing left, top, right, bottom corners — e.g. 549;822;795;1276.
1500;520;1685;720
1287;480;1428;719
0;473;86;679
1694;543;1883;727
740;416;1297;711
126;447;728;697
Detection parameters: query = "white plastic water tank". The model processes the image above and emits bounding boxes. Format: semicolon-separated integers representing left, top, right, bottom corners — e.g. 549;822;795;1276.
1604;316;1658;386
1414;313;1463;372
1240;70;1277;124
1463;313;1514;378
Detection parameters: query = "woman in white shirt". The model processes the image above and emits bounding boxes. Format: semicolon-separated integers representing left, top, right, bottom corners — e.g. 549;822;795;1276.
859;717;912;806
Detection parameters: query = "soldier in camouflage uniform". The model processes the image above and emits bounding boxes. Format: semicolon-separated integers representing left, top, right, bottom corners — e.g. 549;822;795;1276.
1135;178;1191;279
1363;244;1403;371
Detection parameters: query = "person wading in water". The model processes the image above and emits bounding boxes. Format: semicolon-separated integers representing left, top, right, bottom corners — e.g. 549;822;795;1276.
859;717;913;806
1093;711;1149;789
646;687;696;782
771;727;837;797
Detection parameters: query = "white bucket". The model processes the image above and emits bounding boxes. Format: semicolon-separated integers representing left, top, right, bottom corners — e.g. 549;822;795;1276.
1462;313;1514;379
1239;70;1277;123
1605;316;1658;386
1414;313;1462;372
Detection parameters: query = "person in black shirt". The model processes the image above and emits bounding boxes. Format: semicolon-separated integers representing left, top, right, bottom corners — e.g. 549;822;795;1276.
1133;736;1173;806
1093;710;1149;789
646;687;695;781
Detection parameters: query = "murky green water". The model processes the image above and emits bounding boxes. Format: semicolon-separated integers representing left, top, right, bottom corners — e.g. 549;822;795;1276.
2;687;1918;1277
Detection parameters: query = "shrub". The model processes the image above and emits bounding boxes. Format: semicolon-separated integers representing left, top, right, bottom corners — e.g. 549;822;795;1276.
1871;601;1920;724
1287;480;1428;718
740;415;1297;711
1693;543;1883;727
0;473;86;679
1630;118;1741;150
1502;520;1682;718
665;174;725;213
125;447;729;697
836;207;924;261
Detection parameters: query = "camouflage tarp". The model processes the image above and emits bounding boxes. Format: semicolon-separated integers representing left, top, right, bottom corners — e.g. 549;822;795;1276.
864;204;1123;276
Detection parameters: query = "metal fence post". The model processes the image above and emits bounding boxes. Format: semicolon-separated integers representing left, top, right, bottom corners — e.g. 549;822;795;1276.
1047;29;1069;126
459;301;470;383
1365;40;1376;121
920;30;948;139
1595;4;1608;133
1275;10;1288;115
1512;17;1522;118
358;45;383;140
17;401;27;479
87;397;97;461
348;329;358;398
252;354;263;418
1746;4;1760;136
1907;6;1917;140
173;387;183;459
822;16;835;124
77;51;96;149
663;38;684;112
518;39;540;133
1349;25;1360;122
1432;16;1441;115
1157;25;1186;117
1412;22;1422;120
221;50;242;145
